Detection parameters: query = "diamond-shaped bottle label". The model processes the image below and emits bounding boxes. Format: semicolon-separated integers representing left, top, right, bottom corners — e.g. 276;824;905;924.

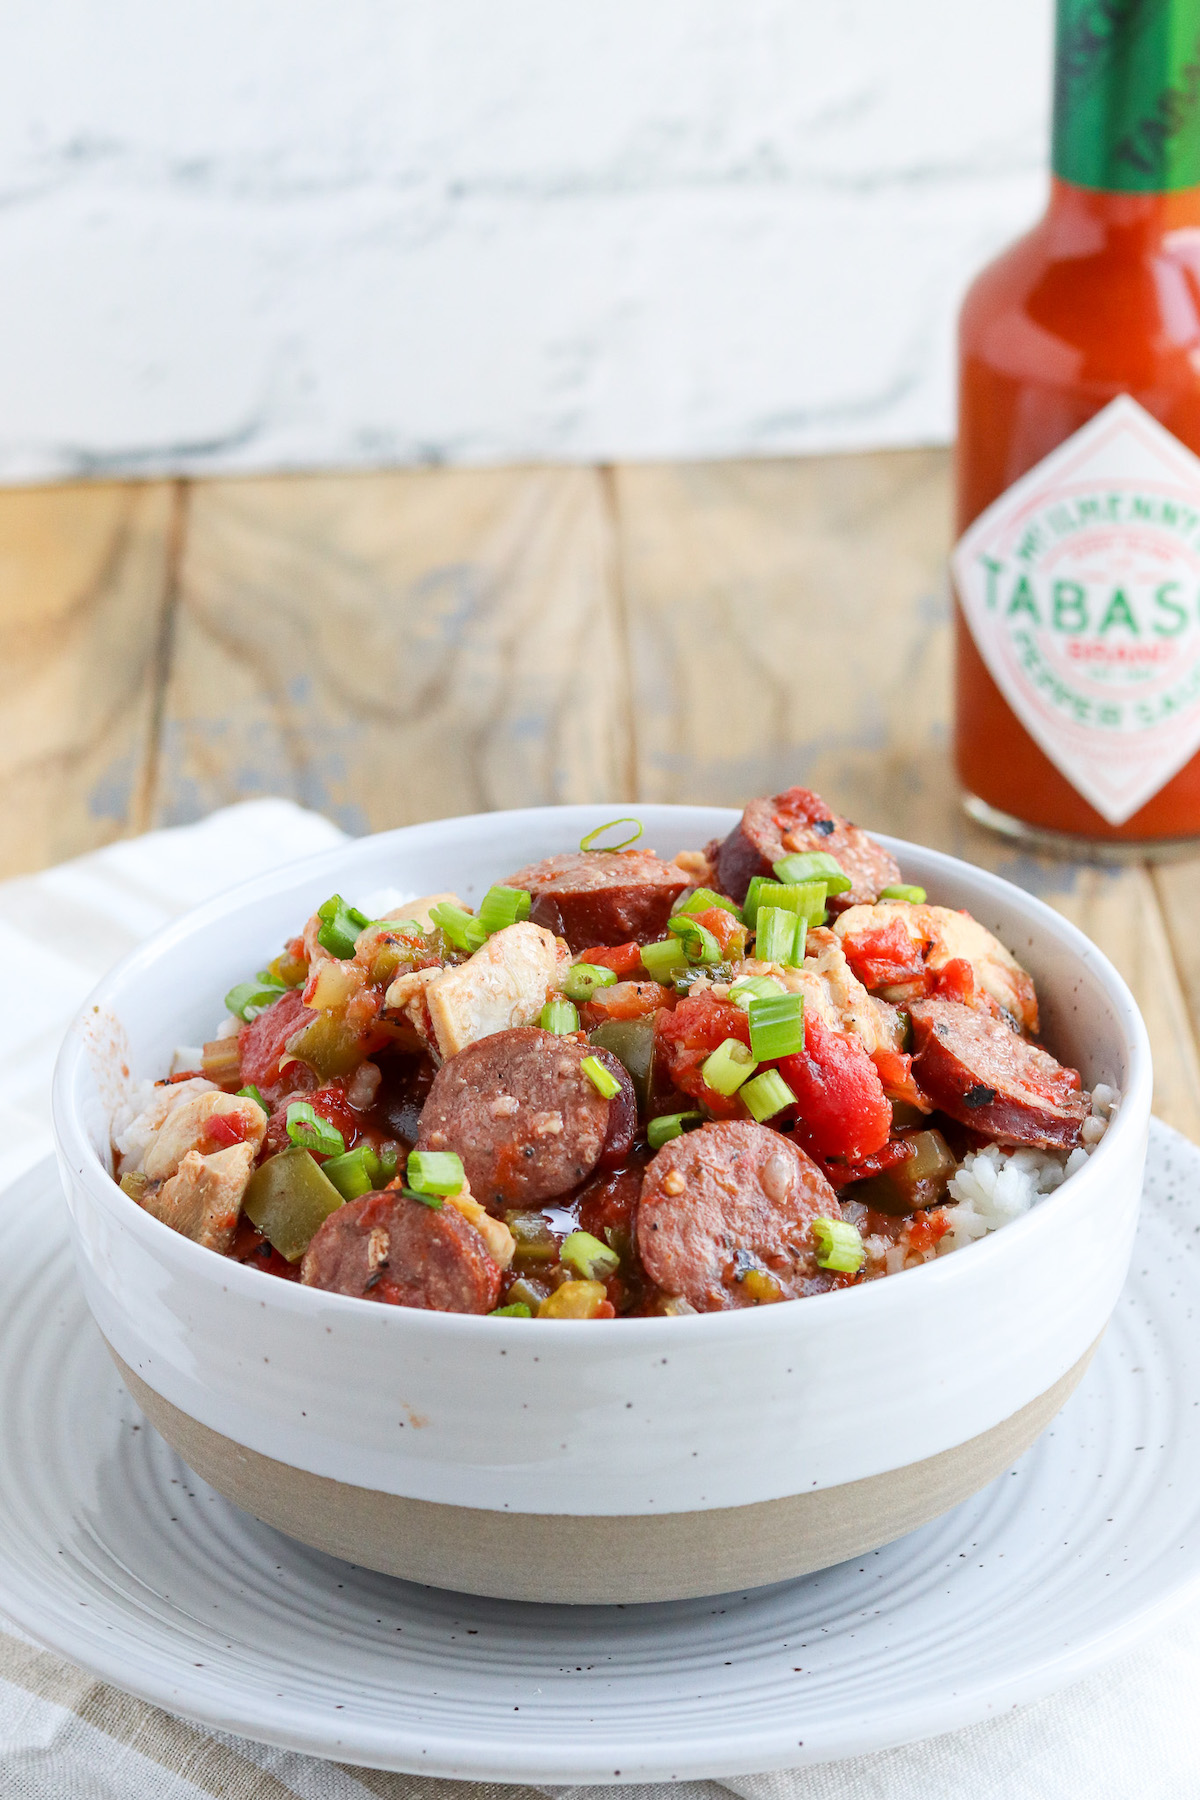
952;395;1200;825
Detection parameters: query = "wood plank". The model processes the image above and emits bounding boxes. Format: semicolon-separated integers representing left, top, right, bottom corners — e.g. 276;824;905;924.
1050;864;1200;1142
613;450;963;849
151;466;628;833
1150;856;1200;1048
613;450;1200;1138
0;481;178;880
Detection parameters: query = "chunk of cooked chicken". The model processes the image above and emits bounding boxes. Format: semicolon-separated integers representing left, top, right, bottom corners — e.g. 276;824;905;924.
385;921;569;1061
833;902;1038;1033
141;1143;256;1254
139;1090;268;1182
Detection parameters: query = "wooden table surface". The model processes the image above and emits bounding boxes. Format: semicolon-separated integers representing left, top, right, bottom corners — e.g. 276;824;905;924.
4;452;1199;1138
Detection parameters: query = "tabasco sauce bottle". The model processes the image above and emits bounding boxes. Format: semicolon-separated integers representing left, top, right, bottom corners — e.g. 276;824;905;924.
953;0;1200;852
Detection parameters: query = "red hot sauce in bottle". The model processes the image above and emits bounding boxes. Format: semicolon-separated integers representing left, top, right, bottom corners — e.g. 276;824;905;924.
953;0;1200;852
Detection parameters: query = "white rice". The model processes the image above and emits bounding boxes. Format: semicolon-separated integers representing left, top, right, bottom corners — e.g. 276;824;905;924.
111;1075;216;1174
935;1082;1118;1258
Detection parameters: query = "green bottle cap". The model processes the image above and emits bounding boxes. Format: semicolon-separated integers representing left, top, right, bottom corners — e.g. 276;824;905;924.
1052;0;1200;192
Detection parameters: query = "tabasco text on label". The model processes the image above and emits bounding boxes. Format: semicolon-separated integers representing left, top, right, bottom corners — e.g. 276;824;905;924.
952;397;1200;826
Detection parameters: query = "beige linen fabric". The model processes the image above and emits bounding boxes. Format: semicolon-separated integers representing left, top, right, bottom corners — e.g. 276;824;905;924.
0;800;1197;1796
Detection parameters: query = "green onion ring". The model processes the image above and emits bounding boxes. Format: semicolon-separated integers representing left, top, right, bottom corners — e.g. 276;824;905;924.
579;817;644;853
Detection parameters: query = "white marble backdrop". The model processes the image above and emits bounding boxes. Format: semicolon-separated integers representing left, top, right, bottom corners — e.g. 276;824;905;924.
0;1;1051;479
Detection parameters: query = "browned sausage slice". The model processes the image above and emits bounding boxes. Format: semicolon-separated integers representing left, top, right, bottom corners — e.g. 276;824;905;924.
417;1026;634;1208
300;1190;501;1313
909;998;1088;1150
708;787;900;911
500;849;692;952
636;1121;842;1312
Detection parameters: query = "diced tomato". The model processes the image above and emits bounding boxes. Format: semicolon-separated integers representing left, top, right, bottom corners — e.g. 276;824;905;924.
239;989;313;1090
778;1013;892;1164
838;915;926;991
870;1046;932;1111
263;1080;360;1158
655;991;752;1119
907;1208;951;1255
577;942;645;979
581;980;672;1027
204;1110;252;1149
689;906;748;958
930;956;976;1006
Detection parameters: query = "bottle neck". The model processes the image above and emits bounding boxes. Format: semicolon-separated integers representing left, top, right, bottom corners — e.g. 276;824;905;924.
1052;0;1200;193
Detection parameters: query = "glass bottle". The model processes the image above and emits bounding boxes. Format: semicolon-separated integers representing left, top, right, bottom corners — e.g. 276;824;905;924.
953;0;1200;854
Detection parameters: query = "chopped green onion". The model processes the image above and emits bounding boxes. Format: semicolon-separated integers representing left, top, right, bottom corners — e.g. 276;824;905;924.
561;1229;620;1281
743;877;827;930
237;1083;270;1114
316;893;370;959
403;1186;444;1210
581;1054;621;1099
773;851;852;896
666;915;722;965
755;906;806;967
729;975;786;1010
322;1143;384;1201
490;1302;533;1317
753;880;828;926
377;1143;399;1182
562;962;619;1003
285;1102;346;1158
748;991;805;1060
579;817;644;853
812;1216;866;1273
540;997;581;1034
740;1069;797;1123
741;875;766;929
647;1110;703;1149
406;1149;465;1196
477;885;532;935
879;884;927;904
676;886;742;919
640;937;689;980
700;1038;757;1096
428;901;488;954
225;976;287;1022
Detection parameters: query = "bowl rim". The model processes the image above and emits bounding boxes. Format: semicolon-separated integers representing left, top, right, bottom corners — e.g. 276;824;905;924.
52;802;1155;1343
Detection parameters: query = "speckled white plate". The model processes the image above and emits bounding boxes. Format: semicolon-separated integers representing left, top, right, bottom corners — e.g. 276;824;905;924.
3;1122;1200;1781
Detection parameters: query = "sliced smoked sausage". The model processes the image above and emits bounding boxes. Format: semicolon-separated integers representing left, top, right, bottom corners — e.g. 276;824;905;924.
500;849;692;952
416;1027;635;1208
908;998;1088;1150
708;787;900;911
300;1189;501;1313
636;1120;842;1312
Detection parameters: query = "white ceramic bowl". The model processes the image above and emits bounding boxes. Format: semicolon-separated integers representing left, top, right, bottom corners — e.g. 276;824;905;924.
52;805;1153;1604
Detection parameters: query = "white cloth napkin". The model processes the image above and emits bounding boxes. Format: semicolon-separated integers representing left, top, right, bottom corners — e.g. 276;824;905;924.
2;800;1199;1797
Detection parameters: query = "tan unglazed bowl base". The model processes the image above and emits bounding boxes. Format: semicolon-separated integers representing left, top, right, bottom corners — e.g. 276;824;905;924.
113;1341;1099;1605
